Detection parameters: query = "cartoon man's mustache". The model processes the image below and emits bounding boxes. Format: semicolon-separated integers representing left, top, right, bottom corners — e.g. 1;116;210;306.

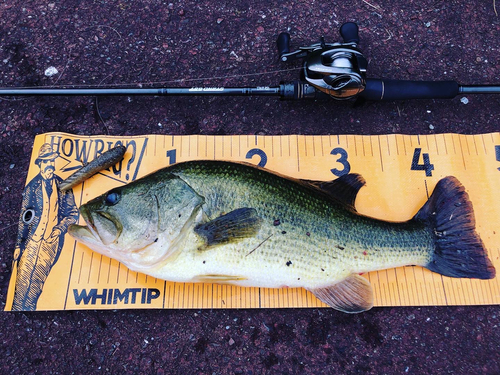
44;166;55;173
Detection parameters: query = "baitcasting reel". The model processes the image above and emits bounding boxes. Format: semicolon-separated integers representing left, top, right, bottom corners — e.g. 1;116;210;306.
277;22;368;100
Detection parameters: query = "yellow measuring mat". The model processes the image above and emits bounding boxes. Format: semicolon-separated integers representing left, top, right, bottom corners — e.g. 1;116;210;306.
5;132;500;311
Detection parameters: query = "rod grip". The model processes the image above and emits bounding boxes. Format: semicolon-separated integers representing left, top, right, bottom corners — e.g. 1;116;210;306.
361;79;460;101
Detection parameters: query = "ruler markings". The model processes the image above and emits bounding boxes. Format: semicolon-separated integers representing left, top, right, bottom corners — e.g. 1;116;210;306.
480;134;488;155
489;250;500;301
473;279;483;305
394;269;402;306
419;268;429;305
411;267;421;305
77;252;85;284
403;268;413;306
457;135;467;170
434;134;439;155
472;136;479;156
296;136;300;172
96;254;103;284
451;134;457;155
106;259;111;284
86;252;94;284
374;271;382;306
442;134;448;155
117;262;122;284
378;136;384;171
464;134;471;155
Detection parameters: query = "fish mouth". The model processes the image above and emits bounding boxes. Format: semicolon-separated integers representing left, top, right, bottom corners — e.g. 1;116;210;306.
69;205;123;246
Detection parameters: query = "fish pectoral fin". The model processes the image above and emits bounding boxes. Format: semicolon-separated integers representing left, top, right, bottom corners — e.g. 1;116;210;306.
194;207;262;248
302;173;366;212
193;274;248;284
308;274;374;313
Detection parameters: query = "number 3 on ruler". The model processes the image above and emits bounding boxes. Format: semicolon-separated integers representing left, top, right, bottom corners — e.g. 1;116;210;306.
411;148;434;176
330;147;351;177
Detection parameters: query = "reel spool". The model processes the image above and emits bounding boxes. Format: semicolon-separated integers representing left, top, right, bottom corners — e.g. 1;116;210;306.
278;22;368;100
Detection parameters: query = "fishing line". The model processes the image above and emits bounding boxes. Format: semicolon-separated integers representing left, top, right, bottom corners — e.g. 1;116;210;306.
1;68;302;91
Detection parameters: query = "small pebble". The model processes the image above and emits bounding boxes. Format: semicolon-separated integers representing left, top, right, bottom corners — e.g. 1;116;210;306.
460;97;469;104
44;66;59;77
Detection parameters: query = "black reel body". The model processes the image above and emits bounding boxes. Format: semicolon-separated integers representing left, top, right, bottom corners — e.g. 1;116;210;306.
278;22;368;100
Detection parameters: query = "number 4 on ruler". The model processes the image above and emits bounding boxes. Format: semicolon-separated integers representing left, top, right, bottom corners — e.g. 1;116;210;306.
411;148;434;177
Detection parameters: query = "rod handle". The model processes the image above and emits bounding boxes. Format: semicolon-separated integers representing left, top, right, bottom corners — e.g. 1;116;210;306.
277;32;291;60
361;79;460;101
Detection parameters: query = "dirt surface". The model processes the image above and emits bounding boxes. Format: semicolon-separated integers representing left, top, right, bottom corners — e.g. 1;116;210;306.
1;1;499;374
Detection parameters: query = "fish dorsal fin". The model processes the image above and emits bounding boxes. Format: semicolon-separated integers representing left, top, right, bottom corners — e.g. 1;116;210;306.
308;274;374;313
194;207;262;248
302;173;366;212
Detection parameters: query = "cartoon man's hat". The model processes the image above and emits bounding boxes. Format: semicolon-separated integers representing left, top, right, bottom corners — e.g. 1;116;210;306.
35;143;58;164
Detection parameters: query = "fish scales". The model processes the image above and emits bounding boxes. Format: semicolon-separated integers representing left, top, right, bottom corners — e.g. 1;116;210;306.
69;160;495;313
157;161;434;287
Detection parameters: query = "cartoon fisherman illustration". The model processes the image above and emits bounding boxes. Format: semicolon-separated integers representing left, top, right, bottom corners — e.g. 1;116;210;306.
11;143;79;311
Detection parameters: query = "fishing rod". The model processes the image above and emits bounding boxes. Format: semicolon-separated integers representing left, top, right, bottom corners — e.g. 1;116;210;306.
1;22;499;101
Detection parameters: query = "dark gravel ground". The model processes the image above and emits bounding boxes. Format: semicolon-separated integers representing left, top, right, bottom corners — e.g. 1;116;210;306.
1;1;499;374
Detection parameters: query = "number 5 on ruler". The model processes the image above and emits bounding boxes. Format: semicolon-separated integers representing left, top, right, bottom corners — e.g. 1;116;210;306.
411;148;434;177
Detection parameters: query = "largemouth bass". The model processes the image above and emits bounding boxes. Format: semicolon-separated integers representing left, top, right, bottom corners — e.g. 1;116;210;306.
68;161;495;313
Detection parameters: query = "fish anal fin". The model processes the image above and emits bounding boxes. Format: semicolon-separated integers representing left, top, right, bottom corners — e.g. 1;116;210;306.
194;207;262;249
308;274;374;313
302;173;366;212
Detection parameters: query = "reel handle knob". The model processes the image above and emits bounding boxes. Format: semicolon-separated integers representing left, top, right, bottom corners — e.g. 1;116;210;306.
339;22;360;44
277;32;291;61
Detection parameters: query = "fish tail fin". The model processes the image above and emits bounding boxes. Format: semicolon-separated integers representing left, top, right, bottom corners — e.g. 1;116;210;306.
414;176;495;279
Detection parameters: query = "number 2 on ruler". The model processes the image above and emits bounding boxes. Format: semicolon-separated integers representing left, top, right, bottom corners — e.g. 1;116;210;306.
411;148;434;176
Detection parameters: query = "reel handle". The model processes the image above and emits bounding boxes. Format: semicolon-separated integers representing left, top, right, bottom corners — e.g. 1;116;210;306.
277;32;291;60
339;22;360;44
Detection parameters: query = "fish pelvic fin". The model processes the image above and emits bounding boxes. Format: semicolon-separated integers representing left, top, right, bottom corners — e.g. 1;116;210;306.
302;173;366;212
308;274;374;313
414;176;495;279
194;207;262;249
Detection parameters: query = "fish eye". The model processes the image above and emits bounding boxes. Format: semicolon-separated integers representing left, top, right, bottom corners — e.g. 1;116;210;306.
104;190;121;206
